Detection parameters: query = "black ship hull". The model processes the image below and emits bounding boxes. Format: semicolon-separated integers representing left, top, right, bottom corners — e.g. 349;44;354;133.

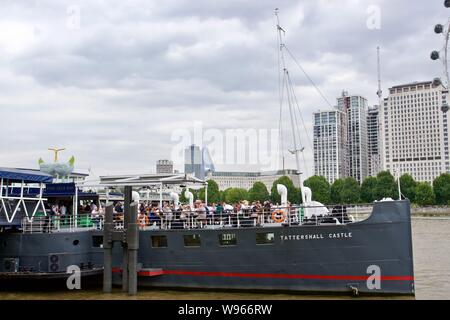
0;200;415;295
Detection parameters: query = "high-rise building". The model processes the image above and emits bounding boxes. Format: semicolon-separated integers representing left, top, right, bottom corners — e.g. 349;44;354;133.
184;144;216;179
184;145;203;179
156;159;173;174
338;92;369;183
381;80;450;183
313;109;347;183
367;105;381;176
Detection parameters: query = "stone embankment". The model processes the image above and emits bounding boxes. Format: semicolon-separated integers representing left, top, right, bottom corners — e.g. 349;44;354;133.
412;206;450;217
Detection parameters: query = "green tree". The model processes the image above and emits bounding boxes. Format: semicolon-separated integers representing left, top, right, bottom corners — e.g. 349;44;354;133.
304;175;331;204
374;171;397;200
330;178;345;204
179;188;188;203
414;182;435;206
271;176;300;204
330;177;360;204
433;173;450;205
400;173;417;201
198;180;221;204
248;181;270;203
360;176;377;203
223;188;248;204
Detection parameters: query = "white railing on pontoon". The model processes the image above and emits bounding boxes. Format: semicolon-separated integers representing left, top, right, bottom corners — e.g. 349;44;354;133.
21;213;103;233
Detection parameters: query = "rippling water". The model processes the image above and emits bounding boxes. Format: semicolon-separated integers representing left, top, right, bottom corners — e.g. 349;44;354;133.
0;218;449;300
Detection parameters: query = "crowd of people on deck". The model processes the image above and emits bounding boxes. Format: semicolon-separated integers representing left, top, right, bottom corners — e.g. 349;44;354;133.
44;198;294;230
128;199;293;228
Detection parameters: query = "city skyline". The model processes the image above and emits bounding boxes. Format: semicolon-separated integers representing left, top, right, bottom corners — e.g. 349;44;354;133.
0;1;448;177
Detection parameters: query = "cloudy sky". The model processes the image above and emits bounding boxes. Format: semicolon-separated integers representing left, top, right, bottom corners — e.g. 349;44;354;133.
0;0;447;177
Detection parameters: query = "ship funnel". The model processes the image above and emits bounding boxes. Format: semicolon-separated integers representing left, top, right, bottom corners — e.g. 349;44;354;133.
170;192;179;207
277;184;288;206
303;187;312;203
132;191;140;213
184;190;194;208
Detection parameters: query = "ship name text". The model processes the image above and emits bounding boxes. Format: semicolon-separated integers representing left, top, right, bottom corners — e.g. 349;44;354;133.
280;232;352;241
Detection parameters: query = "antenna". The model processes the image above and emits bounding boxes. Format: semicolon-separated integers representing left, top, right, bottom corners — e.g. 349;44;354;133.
275;9;306;204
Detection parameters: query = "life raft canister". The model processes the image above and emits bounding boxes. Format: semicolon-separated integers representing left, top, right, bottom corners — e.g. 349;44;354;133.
271;210;286;223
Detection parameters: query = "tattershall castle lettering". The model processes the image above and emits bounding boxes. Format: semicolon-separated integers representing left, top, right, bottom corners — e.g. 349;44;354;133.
280;233;352;241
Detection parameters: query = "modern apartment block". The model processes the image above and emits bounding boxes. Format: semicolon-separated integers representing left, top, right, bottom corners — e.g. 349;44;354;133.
337;92;369;183
367;105;381;176
313;109;347;183
381;81;450;183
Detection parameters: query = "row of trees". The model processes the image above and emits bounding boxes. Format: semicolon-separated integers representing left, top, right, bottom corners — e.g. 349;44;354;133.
179;172;450;206
297;171;450;206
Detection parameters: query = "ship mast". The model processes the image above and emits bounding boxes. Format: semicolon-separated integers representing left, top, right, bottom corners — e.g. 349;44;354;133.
275;9;306;204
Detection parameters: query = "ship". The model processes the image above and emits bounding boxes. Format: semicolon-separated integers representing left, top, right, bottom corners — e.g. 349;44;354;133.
0;11;415;296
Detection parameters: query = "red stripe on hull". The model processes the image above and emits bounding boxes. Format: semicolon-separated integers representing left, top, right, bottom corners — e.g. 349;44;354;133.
111;268;413;281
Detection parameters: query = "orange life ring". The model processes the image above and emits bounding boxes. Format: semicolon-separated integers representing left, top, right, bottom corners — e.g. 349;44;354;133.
271;210;286;223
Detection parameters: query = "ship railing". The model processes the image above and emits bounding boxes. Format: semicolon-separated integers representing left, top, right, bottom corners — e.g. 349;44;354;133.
133;204;373;230
21;213;104;233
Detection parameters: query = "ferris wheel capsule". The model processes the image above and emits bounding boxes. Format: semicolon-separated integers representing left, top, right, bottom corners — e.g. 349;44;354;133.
445;0;450;8
433;77;442;87
435;24;444;34
431;50;440;60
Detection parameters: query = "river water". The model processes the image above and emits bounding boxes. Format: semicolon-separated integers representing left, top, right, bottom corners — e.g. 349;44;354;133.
0;217;449;300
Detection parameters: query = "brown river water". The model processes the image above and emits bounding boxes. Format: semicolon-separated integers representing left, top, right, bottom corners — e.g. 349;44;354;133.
0;217;449;300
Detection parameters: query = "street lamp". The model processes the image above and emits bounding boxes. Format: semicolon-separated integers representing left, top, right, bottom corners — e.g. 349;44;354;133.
430;2;450;113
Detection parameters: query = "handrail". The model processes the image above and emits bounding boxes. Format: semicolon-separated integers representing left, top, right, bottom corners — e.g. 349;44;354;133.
20;204;373;233
21;213;103;233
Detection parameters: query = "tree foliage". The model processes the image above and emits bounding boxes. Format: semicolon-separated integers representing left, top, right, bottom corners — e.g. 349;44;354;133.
414;182;435;206
223;188;248;204
433;173;450;205
330;177;360;204
304;175;331;204
360;176;377;203
374;171;397;200
198;179;221;204
400;173;417;201
248;181;270;203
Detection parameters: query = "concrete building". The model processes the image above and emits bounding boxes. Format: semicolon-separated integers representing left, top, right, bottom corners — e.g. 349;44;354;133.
313;109;347;183
381;80;450;183
338;92;369;183
207;169;300;191
367;105;381;176
156;159;173;174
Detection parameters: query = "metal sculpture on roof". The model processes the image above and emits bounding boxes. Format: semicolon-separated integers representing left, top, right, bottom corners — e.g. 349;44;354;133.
38;148;75;179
